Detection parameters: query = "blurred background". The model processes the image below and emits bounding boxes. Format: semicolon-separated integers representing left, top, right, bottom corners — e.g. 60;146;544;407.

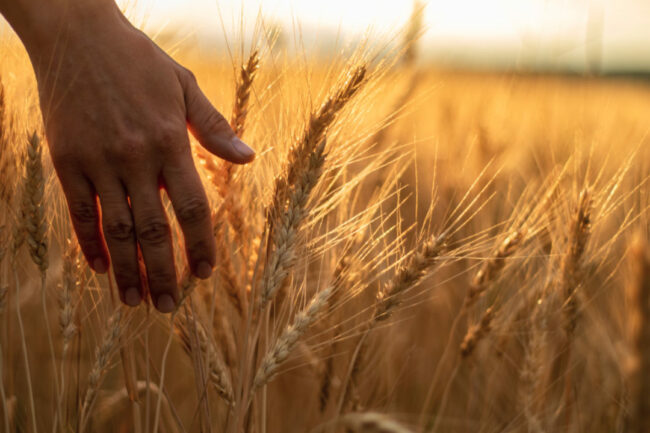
118;0;650;74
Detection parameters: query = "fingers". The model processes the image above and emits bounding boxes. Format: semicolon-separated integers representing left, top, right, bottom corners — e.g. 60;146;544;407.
179;69;256;164
95;180;142;307
163;151;216;279
127;177;178;313
60;171;109;274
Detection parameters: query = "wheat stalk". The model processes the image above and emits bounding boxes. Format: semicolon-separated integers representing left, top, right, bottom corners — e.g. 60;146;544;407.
253;278;341;391
561;189;592;334
460;306;495;358
259;139;327;309
342;232;447;410
22;132;48;272
79;307;124;433
269;65;367;222
626;235;650;433
465;230;524;308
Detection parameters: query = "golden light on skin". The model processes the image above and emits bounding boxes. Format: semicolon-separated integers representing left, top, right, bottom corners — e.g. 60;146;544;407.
120;0;650;70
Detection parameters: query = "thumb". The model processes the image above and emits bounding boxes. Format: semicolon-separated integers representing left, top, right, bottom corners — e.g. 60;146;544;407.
180;69;256;164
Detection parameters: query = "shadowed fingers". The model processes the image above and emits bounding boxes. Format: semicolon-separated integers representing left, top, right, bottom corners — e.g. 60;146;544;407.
96;179;142;307
60;171;109;274
127;177;178;313
163;150;216;280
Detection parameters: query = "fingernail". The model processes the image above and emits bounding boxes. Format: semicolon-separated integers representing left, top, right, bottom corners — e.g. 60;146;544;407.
231;137;256;161
124;287;141;307
93;257;108;274
156;294;176;313
196;261;213;279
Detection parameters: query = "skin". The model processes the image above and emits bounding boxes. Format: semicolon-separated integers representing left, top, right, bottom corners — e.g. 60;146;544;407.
0;0;255;312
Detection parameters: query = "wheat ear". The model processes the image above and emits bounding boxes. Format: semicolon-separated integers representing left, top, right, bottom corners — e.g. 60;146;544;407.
626;235;650;433
79;307;124;433
561;188;592;334
465;230;524;308
259;139;327;309
177;312;235;406
460;306;495;358
269;65;367;222
22;132;48;272
342;233;447;410
253;278;340;391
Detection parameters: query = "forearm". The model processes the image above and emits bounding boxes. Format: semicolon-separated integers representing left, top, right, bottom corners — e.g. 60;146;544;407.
0;0;121;54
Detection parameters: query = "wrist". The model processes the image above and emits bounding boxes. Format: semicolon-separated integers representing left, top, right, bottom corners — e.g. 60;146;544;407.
4;0;123;57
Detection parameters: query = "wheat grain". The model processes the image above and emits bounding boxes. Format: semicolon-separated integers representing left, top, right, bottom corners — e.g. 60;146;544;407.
80;307;124;432
259;139;327;309
460;306;495;358
253;278;340;391
177;312;235;406
21;131;48;272
465;230;524;308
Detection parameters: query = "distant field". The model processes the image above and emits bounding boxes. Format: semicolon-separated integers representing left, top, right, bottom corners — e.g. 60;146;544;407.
1;32;649;433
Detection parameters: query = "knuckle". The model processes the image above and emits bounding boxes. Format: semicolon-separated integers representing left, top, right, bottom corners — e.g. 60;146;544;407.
69;200;97;225
180;67;197;84
154;124;187;156
176;196;210;225
112;136;147;163
137;218;170;245
104;219;135;242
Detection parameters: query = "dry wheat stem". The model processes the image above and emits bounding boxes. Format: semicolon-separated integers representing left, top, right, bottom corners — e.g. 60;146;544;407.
12;264;38;433
626;235;650;433
561;189;592;335
79;308;124;433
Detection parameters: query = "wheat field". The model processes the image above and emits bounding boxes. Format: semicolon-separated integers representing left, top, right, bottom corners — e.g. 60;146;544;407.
0;8;650;433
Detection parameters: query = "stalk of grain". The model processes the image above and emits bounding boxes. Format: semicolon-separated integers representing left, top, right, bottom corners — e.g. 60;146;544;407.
177;311;235;406
626;235;650;433
258;138;327;309
459;306;495;358
199;50;259;257
267;65;367;227
342;232;447;411
0;283;9;433
215;221;245;315
22;132;48;273
465;230;524;308
558;189;592;430
57;239;80;430
79;307;124;433
253;277;342;391
561;189;592;334
0;76;5;140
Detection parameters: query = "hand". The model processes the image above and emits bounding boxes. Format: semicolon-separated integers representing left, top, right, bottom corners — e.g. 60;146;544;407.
27;3;255;312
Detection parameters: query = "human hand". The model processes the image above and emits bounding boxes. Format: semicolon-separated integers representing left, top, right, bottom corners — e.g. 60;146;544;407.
25;3;255;312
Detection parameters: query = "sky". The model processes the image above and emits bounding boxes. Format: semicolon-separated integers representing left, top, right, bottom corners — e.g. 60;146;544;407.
2;0;648;72
121;0;650;72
